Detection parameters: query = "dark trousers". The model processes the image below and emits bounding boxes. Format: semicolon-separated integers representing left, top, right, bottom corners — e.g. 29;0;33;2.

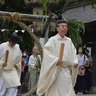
75;75;86;93
85;68;91;91
21;72;25;84
23;65;28;79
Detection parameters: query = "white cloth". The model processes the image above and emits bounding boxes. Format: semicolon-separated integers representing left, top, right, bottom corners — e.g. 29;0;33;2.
0;74;18;96
0;42;22;88
0;44;4;75
28;55;41;69
37;34;78;96
78;54;88;66
28;68;39;90
28;55;41;90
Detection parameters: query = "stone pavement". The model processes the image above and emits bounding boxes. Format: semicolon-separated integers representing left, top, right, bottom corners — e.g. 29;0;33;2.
17;94;96;96
17;93;96;96
77;94;96;96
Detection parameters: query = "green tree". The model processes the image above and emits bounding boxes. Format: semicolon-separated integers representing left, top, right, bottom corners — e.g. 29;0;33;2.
0;0;34;53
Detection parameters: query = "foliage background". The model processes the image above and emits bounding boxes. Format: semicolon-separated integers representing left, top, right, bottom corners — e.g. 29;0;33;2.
0;0;34;53
0;0;96;52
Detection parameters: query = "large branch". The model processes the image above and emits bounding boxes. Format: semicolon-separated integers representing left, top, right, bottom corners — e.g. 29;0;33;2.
0;11;57;22
16;22;43;96
22;81;38;96
16;21;43;59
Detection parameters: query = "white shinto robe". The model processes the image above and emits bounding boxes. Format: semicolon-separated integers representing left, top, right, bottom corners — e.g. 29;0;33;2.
37;34;78;96
0;42;22;88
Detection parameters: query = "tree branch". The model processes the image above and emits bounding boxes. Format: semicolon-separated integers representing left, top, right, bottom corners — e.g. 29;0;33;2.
0;11;57;22
22;82;38;96
16;21;43;59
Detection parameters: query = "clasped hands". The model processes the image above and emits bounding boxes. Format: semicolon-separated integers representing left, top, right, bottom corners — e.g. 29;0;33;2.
3;63;18;70
56;60;78;68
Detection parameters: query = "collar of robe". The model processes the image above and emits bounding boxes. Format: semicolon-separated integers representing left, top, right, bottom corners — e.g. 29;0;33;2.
7;41;10;46
56;33;67;40
7;41;12;47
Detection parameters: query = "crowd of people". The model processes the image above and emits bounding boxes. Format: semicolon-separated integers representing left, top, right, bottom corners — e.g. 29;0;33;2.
20;46;92;95
20;47;93;96
21;46;93;95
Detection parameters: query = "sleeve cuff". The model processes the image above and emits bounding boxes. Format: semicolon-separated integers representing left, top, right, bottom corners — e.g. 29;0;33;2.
0;60;4;69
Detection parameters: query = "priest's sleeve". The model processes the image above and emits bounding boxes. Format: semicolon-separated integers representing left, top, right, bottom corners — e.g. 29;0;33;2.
37;37;59;95
15;46;22;79
71;40;78;87
0;44;4;72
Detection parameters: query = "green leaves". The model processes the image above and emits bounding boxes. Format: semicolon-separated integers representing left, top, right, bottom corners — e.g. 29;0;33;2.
38;0;48;15
0;0;5;5
36;55;41;69
76;0;96;9
63;18;85;48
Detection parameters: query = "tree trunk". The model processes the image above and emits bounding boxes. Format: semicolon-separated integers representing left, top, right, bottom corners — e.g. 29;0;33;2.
45;26;49;43
42;14;53;36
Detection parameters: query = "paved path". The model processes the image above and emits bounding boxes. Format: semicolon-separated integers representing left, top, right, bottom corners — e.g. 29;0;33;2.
17;93;96;96
77;94;96;96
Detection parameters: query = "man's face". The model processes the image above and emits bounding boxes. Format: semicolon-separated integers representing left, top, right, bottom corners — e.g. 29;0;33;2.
56;23;68;37
9;41;16;47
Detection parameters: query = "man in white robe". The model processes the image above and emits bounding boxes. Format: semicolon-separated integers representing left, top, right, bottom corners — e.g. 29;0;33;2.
0;32;22;96
37;20;78;96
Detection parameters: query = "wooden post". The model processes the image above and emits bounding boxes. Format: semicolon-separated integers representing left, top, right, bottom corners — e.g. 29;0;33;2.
59;43;65;61
45;26;49;43
0;11;57;22
5;50;9;63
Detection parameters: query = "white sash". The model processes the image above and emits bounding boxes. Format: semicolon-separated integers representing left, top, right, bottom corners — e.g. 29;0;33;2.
0;44;4;61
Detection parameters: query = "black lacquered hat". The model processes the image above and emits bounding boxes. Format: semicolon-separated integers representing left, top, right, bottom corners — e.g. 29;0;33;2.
10;32;18;43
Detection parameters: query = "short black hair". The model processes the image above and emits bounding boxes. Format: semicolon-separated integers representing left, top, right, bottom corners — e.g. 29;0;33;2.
56;20;67;27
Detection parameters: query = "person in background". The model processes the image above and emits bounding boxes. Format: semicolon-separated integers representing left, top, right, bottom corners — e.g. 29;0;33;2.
21;57;25;83
75;47;88;95
23;51;29;77
19;56;25;92
28;47;41;92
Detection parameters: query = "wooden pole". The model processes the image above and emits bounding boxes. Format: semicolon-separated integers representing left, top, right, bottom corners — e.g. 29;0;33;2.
0;11;57;22
59;43;65;61
5;50;9;63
